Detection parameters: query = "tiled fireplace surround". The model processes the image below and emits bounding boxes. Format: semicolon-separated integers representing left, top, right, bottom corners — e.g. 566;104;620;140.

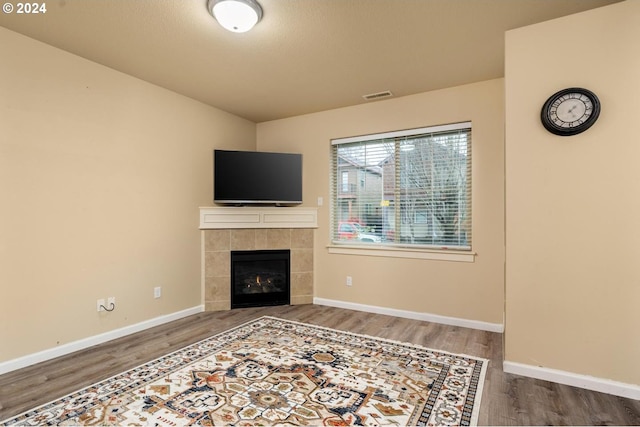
200;207;317;311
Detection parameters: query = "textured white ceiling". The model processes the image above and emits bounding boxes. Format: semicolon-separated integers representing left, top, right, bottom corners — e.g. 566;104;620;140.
0;0;621;122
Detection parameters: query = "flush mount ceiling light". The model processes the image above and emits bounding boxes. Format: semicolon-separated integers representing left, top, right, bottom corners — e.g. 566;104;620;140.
207;0;263;33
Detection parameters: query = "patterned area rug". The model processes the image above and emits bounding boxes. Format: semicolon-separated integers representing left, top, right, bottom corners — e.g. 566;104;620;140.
2;317;488;426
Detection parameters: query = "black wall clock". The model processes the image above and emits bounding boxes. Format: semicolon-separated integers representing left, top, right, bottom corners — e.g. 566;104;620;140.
540;87;601;136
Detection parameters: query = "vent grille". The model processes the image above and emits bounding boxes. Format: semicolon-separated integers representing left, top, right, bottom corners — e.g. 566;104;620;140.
362;90;393;101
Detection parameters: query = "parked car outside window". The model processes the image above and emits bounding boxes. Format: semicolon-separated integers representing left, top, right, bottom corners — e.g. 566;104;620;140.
338;222;381;243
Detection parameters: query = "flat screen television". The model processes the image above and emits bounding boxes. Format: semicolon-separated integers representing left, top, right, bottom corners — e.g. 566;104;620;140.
214;149;303;205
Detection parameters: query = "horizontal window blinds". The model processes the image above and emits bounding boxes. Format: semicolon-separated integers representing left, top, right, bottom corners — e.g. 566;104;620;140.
331;122;471;250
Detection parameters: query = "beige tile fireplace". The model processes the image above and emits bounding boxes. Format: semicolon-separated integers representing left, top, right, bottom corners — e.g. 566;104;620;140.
200;207;317;311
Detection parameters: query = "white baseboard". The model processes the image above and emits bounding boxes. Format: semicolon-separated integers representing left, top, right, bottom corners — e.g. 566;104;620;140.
313;297;504;333
0;305;204;375
503;361;640;400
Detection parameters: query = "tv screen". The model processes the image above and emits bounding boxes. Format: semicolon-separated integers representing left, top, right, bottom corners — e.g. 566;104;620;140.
214;150;303;205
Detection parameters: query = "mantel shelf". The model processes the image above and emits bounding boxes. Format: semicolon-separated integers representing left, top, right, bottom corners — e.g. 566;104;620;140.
199;207;318;229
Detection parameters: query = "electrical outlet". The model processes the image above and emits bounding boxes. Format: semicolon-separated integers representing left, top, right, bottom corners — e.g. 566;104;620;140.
346;276;353;286
154;287;162;299
97;298;105;312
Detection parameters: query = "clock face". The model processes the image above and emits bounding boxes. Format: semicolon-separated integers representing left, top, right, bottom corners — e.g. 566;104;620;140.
541;88;600;136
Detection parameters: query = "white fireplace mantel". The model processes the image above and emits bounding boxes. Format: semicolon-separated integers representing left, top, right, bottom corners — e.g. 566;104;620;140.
199;206;318;230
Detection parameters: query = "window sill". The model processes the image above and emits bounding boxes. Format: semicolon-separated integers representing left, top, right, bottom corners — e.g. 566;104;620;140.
326;244;476;263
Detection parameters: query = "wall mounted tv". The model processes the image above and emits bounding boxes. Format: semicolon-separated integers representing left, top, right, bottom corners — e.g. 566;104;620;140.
214;149;303;205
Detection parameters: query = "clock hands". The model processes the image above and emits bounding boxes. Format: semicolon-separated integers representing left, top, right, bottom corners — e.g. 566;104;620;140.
566;103;579;119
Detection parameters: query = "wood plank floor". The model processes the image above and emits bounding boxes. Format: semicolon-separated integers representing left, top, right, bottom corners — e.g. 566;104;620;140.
1;305;639;425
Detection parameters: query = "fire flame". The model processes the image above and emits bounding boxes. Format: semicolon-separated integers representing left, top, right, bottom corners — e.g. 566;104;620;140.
246;275;273;288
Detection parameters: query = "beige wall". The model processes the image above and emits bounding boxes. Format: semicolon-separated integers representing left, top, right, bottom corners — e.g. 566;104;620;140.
257;79;505;324
505;1;640;385
0;28;256;363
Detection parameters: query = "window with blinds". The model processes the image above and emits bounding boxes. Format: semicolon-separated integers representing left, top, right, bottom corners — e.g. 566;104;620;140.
330;122;472;250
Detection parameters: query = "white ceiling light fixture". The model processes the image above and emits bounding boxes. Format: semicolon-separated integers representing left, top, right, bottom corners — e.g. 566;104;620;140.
207;0;263;33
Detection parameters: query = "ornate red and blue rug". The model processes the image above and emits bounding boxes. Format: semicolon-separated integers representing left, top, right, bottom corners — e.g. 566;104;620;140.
2;317;488;426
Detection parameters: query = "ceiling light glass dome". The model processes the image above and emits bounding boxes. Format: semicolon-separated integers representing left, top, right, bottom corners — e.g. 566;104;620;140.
208;0;263;33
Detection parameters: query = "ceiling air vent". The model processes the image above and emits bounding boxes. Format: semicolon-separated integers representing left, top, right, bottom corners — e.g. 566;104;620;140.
362;90;393;101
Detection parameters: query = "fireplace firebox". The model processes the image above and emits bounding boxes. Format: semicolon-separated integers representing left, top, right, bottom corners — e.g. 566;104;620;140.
230;249;290;309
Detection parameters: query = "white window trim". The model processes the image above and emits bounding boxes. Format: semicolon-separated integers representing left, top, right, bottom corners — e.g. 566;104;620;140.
330;121;473;260
327;244;476;263
331;121;471;146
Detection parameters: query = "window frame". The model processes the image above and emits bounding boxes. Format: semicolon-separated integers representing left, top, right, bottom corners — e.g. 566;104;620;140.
329;122;475;262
